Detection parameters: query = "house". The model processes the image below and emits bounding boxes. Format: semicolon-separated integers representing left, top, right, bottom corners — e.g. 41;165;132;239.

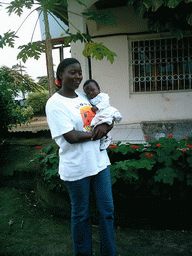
41;0;192;142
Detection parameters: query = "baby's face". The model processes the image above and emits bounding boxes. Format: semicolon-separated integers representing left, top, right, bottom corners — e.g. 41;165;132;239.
84;82;100;99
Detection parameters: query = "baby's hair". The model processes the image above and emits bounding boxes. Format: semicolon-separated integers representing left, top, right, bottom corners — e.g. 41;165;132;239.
83;79;100;91
56;58;80;82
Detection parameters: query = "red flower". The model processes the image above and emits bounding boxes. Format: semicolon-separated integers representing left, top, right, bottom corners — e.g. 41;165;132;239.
184;137;189;140
156;143;161;147
145;153;154;158
168;135;173;138
187;145;192;149
36;146;42;149
55;79;62;86
181;148;186;152
130;145;139;149
109;145;117;149
144;135;151;138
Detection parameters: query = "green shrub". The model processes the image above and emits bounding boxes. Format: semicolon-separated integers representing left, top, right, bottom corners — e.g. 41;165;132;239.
11;105;34;126
32;135;192;197
29;141;63;191
108;136;192;196
26;90;49;115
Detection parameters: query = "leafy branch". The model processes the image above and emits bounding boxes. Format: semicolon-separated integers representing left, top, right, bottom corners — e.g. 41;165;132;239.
127;0;192;39
0;30;18;48
17;41;45;63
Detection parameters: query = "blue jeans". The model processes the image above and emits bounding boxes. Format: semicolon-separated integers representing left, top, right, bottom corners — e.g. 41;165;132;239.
65;167;117;256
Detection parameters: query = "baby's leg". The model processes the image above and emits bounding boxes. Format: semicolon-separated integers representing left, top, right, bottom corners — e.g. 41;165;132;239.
100;132;112;150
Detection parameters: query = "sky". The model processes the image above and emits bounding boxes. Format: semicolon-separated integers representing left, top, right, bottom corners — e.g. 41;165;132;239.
0;1;70;81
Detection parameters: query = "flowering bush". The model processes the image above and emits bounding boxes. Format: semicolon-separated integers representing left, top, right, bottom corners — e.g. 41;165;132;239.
108;136;192;195
31;136;192;197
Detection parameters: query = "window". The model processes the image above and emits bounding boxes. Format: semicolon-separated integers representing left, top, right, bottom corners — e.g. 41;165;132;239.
131;36;192;93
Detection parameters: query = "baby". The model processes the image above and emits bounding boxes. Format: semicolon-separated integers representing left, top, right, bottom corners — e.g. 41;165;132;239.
83;79;122;150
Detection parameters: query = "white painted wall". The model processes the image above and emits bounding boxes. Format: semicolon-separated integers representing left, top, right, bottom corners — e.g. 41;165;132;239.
66;2;192;124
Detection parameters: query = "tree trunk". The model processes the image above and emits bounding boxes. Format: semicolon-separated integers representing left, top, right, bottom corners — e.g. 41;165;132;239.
42;6;56;97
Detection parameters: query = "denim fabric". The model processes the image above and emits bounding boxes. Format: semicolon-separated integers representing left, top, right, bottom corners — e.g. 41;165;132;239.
65;167;117;256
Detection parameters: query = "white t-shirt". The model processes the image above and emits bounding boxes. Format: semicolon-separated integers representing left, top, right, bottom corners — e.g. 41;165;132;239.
45;92;110;181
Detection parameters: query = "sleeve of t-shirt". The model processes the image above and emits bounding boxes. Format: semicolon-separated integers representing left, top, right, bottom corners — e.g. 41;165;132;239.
46;102;74;139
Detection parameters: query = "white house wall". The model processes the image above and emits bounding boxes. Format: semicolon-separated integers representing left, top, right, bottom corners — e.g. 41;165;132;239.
90;35;192;124
66;1;192;125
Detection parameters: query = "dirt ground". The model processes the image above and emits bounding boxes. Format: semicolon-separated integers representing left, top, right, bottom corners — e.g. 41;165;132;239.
9;116;49;133
1;118;192;255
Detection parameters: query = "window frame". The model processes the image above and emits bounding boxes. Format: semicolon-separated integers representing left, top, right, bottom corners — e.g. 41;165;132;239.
128;33;192;94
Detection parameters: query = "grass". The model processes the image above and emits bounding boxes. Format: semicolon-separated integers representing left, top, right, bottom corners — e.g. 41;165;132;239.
1;136;192;255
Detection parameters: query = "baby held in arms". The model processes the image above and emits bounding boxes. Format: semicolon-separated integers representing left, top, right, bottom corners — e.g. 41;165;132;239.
83;79;122;150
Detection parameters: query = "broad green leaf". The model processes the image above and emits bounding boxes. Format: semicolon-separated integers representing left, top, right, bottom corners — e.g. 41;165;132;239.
154;167;178;185
44;168;58;180
133;0;148;17
6;0;34;16
0;30;18;48
83;42;117;63
82;9;117;26
17;41;45;62
167;23;184;39
75;0;88;7
187;13;192;26
166;0;183;8
143;0;153;9
187;173;192;185
187;156;192;167
151;0;164;11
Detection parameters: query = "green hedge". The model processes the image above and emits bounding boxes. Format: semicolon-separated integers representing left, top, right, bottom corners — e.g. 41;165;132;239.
31;136;192;197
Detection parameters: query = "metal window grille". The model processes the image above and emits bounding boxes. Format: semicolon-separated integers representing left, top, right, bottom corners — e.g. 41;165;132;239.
131;36;192;92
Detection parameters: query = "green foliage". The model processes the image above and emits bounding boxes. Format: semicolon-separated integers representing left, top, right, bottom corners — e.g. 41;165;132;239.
36;76;49;90
11;105;34;126
108;136;192;188
6;0;34;16
0;66;39;138
82;9;117;26
63;31;92;46
0;30;18;48
83;42;117;64
29;141;62;190
31;135;192;196
26;90;49;114
17;41;45;63
127;0;192;39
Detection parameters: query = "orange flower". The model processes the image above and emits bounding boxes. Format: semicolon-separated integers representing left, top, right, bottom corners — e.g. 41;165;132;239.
181;148;186;152
145;153;154;158
130;145;139;149
187;145;192;149
156;143;161;147
168;135;173;138
184;137;189;140
109;145;117;149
